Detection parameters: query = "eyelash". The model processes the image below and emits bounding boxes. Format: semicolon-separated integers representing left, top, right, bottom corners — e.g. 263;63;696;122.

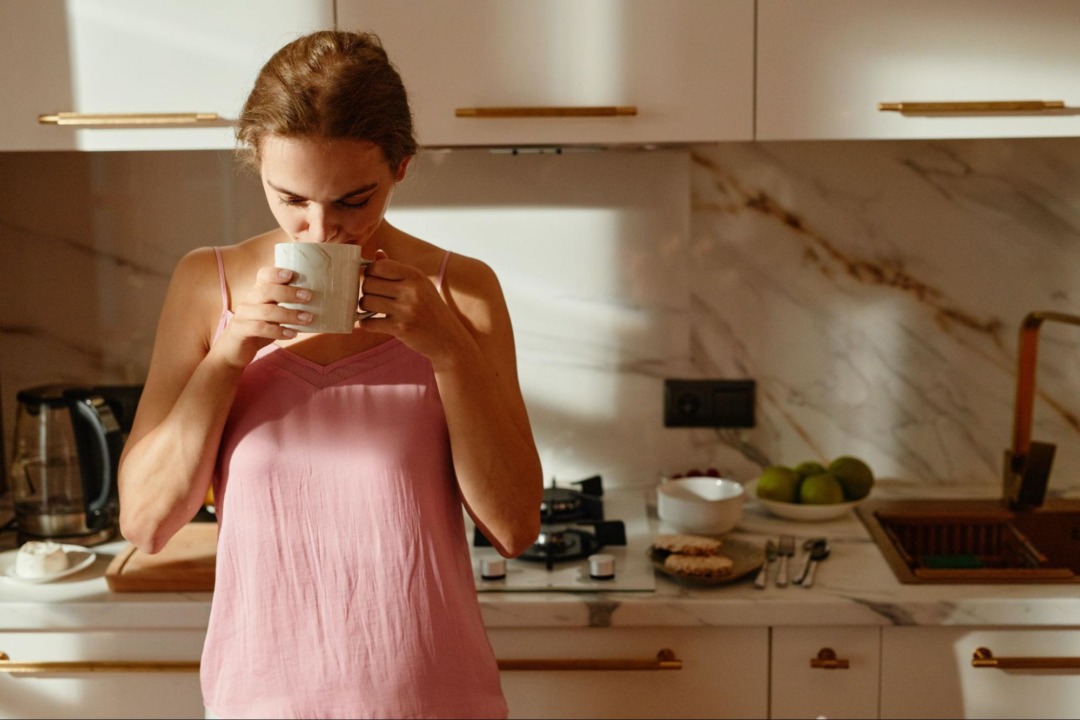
278;197;372;210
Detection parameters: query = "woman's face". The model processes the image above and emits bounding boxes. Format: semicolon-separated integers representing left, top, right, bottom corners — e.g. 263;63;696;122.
259;134;408;251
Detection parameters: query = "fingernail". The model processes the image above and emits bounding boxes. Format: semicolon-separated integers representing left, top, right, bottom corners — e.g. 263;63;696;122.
282;328;297;338
296;289;312;301
278;269;292;279
297;312;313;322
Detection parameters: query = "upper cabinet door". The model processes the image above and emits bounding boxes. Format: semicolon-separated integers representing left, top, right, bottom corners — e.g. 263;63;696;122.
0;0;333;151
757;0;1080;140
337;0;754;147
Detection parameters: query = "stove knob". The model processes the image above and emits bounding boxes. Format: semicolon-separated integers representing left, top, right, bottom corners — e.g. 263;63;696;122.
588;553;616;580
480;557;507;580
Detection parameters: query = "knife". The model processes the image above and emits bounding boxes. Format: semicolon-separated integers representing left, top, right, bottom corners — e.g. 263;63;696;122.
776;535;795;587
753;540;777;589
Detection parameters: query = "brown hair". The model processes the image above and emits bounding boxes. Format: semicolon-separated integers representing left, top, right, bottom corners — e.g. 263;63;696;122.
236;30;417;172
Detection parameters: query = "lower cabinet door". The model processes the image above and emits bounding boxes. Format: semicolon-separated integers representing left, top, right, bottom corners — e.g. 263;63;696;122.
881;627;1080;719
0;630;205;720
487;627;769;719
770;626;882;719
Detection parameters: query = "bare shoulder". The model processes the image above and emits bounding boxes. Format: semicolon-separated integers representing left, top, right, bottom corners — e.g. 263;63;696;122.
167;245;223;305
162;230;279;346
389;229;506;326
444;251;501;294
212;229;281;282
441;251;507;333
159;246;229;350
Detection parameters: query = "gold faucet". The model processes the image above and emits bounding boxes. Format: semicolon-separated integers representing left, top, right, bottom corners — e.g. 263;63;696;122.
1004;311;1080;509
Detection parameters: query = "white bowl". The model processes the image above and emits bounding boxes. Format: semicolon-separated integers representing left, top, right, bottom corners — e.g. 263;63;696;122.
747;479;864;522
656;477;745;535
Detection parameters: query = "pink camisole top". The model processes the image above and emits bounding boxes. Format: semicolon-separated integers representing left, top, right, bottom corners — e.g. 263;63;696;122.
200;248;507;719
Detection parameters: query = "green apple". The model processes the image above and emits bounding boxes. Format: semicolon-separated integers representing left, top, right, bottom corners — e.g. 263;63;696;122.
828;456;875;500
799;473;846;505
756;465;800;503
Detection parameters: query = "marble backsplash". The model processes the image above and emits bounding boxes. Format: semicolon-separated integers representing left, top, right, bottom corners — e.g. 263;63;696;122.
3;138;1080;498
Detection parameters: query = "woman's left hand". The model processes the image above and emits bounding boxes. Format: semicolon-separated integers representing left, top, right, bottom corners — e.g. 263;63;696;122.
357;250;470;364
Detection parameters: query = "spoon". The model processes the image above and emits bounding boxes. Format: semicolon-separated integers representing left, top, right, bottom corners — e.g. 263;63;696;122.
753;540;777;589
794;537;827;585
800;540;831;589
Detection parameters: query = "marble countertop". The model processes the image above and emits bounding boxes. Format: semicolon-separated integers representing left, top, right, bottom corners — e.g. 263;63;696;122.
3;482;1079;632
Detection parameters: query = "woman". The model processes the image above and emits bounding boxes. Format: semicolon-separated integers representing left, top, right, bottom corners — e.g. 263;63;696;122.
118;30;542;719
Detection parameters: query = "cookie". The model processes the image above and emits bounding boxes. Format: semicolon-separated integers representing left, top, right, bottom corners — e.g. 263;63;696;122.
653;533;723;556
663;553;734;578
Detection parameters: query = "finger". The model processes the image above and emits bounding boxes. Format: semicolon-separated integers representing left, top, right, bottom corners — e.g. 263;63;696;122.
229;316;303;341
357;294;394;317
359;275;400;300
257;266;296;286
237;301;313;328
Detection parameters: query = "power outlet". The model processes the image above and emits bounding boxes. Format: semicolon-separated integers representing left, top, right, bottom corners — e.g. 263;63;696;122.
664;379;755;428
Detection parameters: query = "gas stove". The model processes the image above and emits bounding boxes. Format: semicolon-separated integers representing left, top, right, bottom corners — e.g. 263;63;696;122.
468;476;656;592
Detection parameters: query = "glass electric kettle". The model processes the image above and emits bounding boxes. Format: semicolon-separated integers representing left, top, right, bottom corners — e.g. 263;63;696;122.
9;384;140;546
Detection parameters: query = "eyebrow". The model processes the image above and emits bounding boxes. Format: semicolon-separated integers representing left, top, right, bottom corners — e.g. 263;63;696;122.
266;180;378;202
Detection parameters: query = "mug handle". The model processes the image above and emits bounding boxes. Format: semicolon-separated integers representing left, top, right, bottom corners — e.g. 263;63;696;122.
356;257;376;321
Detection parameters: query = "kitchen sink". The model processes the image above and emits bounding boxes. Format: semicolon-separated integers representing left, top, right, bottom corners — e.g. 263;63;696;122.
856;498;1080;584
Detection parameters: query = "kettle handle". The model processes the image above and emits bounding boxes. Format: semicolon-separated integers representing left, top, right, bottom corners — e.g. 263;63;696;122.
68;396;124;531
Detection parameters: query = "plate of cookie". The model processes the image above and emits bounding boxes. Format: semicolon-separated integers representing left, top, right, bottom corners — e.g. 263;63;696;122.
648;533;764;586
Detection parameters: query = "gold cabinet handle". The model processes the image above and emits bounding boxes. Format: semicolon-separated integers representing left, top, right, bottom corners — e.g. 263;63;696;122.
809;647;850;670
498;648;681;671
1;648;681;674
0;652;199;674
879;100;1065;114
37;112;224;126
455;106;637;119
973;647;1080;670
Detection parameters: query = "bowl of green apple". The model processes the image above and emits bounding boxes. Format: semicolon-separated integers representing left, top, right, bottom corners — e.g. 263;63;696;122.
750;456;875;522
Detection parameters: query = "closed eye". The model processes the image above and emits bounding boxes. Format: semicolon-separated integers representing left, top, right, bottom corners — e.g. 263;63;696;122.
279;195;307;208
337;196;371;209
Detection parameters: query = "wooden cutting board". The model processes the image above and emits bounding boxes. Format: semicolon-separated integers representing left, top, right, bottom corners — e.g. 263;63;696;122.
106;522;217;592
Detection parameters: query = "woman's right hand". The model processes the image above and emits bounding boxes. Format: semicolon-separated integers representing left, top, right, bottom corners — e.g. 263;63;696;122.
213;266;313;369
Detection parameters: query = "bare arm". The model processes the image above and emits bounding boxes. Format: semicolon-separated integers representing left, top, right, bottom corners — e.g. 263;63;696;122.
360;252;543;557
119;244;312;553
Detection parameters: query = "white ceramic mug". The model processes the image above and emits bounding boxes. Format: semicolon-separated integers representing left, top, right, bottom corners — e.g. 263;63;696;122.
274;242;374;334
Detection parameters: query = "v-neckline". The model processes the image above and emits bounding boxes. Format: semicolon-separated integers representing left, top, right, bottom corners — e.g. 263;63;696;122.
269;336;403;372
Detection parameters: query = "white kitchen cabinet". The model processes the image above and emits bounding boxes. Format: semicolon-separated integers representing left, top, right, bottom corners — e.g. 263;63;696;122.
336;0;754;147
770;626;881;719
757;0;1080;140
486;627;768;719
0;0;333;151
0;630;205;719
880;626;1080;719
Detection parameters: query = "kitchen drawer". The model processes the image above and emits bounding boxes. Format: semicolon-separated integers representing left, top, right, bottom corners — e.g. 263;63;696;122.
881;626;1080;719
0;630;205;719
487;626;768;719
770;626;881;719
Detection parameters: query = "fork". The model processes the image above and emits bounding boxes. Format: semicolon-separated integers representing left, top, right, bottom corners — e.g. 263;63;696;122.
776;535;795;587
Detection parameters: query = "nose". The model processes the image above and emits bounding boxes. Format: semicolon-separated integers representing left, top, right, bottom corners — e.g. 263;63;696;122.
304;204;340;242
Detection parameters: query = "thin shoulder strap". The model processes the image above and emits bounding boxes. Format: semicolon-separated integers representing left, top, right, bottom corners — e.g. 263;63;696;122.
436;251;452;292
212;247;231;343
213;247;229;311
